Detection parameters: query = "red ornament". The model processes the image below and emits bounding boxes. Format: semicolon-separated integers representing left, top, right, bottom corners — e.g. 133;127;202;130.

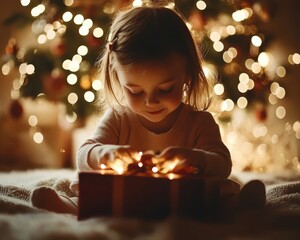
52;40;66;57
256;106;267;122
9;99;23;119
43;71;67;101
5;38;19;56
87;34;102;48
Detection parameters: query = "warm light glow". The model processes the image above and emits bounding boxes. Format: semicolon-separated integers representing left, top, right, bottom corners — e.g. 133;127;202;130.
276;66;286;78
26;64;35;75
62;11;73;22
221;99;234;112
77;45;88;56
213;41;224;52
196;1;206;10
100;164;106;169
2;63;11;75
251;35;262;47
292;53;300;64
28;115;38;127
214;83;224;95
21;0;30;6
33;132;44;144
237;97;248;108
258;52;269;67
31;4;45;17
68;92;78;104
152;166;159;173
84;91;95;102
138;162;143;167
83;19;93;29
226;25;236;35
93;27;104;38
276;106;286;119
67;74;77;85
66;112;77;123
64;0;74;6
132;0;143;7
37;34;47;44
74;14;84;25
251;62;262;73
19;63;27;75
79;26;89;36
92;79;103;90
210;32;221;42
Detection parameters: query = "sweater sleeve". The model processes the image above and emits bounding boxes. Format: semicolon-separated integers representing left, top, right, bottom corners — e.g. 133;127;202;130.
76;108;121;171
194;112;232;179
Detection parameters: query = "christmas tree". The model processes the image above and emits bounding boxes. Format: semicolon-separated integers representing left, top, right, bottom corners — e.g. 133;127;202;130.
1;0;299;172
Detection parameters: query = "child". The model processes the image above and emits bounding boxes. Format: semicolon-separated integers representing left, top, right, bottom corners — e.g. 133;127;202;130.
31;3;265;217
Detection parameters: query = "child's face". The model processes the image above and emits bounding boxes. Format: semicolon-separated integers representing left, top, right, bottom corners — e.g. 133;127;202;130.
116;54;188;123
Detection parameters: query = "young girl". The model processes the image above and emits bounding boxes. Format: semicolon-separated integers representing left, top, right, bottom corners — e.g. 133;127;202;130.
31;4;265;216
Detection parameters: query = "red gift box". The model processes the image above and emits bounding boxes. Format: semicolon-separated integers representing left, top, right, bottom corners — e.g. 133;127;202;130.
78;171;221;220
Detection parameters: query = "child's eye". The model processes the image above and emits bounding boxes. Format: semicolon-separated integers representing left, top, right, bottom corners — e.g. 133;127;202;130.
129;90;144;96
159;86;173;94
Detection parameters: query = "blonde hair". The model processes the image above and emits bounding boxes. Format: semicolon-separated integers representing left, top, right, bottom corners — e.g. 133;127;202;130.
98;5;216;111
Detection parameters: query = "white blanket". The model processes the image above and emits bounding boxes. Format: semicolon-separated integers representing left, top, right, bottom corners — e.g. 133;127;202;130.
0;169;299;240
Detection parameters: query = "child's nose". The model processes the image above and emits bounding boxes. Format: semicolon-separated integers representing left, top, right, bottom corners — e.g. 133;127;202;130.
145;92;159;106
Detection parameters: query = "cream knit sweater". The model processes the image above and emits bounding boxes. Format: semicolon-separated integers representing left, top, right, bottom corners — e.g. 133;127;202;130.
77;104;231;179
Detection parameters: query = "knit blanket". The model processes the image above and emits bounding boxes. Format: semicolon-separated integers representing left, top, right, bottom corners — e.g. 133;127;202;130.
0;169;299;240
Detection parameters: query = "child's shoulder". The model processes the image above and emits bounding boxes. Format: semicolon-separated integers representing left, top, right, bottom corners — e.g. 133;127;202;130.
183;104;214;120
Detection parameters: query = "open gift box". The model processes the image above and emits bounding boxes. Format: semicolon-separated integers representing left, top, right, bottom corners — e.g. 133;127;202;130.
78;171;222;220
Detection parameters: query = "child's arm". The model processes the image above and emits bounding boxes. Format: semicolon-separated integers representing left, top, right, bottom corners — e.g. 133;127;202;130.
159;112;231;179
76;108;138;171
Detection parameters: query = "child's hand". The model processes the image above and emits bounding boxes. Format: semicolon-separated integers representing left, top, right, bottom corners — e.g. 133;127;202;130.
157;147;206;174
98;145;139;173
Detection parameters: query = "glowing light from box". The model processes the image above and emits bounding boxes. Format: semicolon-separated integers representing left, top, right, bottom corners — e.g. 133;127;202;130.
100;164;106;170
196;1;206;10
152;166;159;173
132;0;143;7
62;11;73;22
33;132;44;144
138;162;143;167
28;115;38;127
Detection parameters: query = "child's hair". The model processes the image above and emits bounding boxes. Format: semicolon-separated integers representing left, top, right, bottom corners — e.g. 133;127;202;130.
98;4;216;111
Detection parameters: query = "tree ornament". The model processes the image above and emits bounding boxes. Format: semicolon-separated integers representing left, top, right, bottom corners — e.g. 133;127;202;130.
43;70;67;101
5;38;19;56
256;105;267;122
9;99;23;119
